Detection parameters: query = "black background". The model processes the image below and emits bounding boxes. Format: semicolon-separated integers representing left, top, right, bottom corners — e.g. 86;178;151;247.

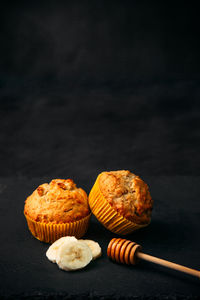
0;1;200;299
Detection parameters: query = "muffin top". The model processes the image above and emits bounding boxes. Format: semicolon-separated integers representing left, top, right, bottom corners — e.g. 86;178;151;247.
98;170;153;224
24;179;90;223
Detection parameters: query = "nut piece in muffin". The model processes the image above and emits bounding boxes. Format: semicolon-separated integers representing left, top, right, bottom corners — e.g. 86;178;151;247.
24;179;90;223
98;170;153;225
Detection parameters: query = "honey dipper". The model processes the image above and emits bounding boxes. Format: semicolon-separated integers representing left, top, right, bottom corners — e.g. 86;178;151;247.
107;238;200;279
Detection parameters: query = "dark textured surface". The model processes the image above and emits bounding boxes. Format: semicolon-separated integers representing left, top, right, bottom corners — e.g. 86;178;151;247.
1;1;200;299
0;1;200;178
0;88;199;179
0;176;200;299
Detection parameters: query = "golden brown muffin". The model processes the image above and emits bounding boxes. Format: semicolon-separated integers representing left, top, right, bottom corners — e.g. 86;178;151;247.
24;179;91;242
24;179;90;223
89;170;153;235
98;170;153;225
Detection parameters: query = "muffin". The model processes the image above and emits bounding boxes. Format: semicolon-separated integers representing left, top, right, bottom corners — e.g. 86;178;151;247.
89;170;153;235
24;179;91;243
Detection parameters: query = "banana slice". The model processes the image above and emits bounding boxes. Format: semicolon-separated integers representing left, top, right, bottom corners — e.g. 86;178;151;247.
56;240;92;271
46;236;77;263
80;239;102;260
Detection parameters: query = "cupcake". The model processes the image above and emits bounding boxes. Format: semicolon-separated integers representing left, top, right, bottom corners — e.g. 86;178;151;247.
24;179;91;243
89;170;153;235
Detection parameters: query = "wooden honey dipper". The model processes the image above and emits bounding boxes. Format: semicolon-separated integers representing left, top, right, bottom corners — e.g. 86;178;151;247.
107;238;200;279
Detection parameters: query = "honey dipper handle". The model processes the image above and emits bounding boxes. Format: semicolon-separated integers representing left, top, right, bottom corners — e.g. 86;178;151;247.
137;252;200;279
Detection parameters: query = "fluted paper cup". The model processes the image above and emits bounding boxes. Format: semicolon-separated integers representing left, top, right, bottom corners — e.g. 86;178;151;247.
24;213;91;243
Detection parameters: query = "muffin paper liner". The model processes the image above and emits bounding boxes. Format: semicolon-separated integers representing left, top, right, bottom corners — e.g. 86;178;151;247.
89;175;149;235
24;213;91;243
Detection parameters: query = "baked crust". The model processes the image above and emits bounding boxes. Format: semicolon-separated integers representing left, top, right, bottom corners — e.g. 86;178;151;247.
24;179;90;223
98;170;153;224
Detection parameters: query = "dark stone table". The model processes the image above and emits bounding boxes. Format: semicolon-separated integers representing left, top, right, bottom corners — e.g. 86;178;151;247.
0;176;199;299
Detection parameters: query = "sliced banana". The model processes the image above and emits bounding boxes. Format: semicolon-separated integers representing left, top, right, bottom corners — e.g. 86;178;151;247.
46;236;77;263
80;239;102;260
56;240;93;271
